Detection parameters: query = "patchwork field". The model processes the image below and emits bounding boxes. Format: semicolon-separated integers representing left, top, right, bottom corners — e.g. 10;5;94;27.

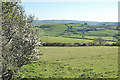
19;46;118;78
35;23;118;38
34;23;118;44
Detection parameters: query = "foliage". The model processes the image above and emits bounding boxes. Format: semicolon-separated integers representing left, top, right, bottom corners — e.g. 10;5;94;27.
93;37;106;45
113;34;119;41
2;2;41;79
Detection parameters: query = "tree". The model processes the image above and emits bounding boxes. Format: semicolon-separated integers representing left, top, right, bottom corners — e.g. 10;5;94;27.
67;32;72;38
113;34;119;41
2;2;41;79
84;23;87;25
93;37;106;45
81;31;85;38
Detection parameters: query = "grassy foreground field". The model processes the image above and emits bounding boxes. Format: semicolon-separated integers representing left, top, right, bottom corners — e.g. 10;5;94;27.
19;46;118;78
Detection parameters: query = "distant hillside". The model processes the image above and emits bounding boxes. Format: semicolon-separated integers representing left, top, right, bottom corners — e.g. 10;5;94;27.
34;23;118;38
33;20;118;26
35;23;67;36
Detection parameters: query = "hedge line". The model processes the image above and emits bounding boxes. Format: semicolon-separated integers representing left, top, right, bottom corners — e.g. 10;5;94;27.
41;43;119;46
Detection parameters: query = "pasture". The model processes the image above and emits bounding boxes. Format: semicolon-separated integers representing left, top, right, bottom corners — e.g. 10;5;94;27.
35;23;118;43
19;46;118;78
35;23;118;38
86;30;118;37
35;23;67;36
41;36;93;43
41;36;115;43
85;36;114;40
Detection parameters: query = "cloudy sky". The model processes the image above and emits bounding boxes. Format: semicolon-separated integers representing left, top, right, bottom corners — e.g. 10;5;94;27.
21;0;119;22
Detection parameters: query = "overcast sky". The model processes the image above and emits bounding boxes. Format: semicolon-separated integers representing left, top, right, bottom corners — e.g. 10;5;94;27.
21;0;119;22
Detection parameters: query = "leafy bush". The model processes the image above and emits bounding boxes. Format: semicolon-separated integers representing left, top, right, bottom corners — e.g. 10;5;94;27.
93;37;106;45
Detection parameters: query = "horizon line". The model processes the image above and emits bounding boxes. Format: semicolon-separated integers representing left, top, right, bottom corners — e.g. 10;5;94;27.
35;19;118;22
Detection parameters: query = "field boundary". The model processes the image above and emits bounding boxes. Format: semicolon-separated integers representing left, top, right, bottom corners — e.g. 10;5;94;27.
41;43;119;47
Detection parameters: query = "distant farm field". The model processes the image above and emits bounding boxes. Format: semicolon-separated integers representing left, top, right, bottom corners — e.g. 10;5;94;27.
19;46;118;78
35;23;118;38
41;36;115;43
85;36;114;40
34;23;118;44
41;36;93;43
86;30;118;37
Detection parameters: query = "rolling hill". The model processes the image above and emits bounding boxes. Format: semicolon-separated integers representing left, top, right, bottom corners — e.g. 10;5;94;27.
34;23;118;38
33;20;118;26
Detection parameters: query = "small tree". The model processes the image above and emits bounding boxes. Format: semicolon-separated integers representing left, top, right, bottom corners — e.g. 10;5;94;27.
84;23;87;25
113;34;119;41
81;31;85;38
93;37;106;45
116;41;120;46
67;32;72;38
2;2;41;79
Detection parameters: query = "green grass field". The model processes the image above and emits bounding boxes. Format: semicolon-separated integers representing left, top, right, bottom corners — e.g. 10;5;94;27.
36;23;118;43
85;36;116;41
86;30;118;37
37;23;67;36
19;46;118;78
41;36;93;43
41;36;115;43
37;23;118;37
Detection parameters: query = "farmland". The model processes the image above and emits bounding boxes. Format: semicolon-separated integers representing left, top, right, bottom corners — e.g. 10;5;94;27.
2;22;119;78
19;22;118;78
40;36;114;44
35;23;118;44
19;46;118;78
41;36;93;43
2;1;119;79
3;21;118;78
35;23;118;37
